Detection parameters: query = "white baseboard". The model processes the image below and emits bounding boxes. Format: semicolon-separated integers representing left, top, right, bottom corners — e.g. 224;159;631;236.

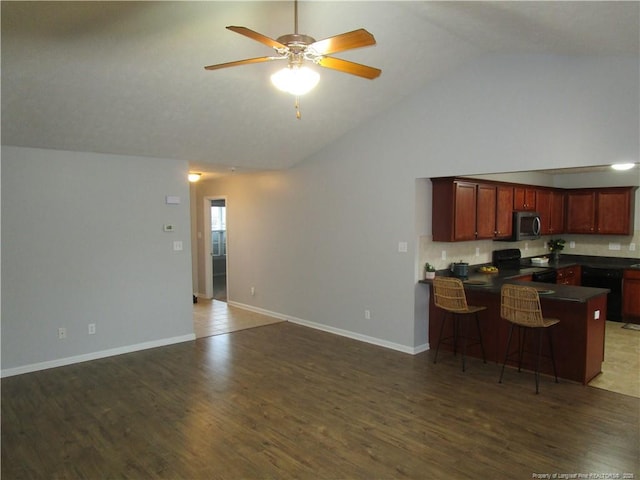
1;333;196;378
228;301;429;355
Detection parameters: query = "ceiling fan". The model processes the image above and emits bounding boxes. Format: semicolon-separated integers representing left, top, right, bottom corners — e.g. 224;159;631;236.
204;0;381;117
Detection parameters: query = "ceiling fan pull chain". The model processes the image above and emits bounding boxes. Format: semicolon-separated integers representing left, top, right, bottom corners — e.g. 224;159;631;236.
295;96;301;119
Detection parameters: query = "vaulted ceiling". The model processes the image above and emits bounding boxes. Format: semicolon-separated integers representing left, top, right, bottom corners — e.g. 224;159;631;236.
2;1;638;177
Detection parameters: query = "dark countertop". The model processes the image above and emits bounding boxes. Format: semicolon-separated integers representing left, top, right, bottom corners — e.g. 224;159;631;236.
454;274;609;303
523;254;640;270
420;254;639;302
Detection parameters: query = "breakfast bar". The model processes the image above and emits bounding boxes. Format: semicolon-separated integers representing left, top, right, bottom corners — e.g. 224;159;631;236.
423;272;610;384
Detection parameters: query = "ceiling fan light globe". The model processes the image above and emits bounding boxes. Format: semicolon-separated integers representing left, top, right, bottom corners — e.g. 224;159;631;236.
271;66;319;96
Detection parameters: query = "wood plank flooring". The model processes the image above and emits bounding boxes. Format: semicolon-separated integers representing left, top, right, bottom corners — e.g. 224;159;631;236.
2;322;638;479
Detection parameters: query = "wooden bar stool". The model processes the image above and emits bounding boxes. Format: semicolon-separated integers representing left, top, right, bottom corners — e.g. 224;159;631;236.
498;284;560;394
432;277;487;372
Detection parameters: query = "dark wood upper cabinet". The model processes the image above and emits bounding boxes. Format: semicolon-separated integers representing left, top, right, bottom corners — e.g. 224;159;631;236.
432;178;635;242
549;190;565;234
566;187;636;235
596;188;634;234
432;179;477;242
432;179;513;242
536;189;565;235
565;190;596;233
536;189;552;235
453;181;478;241
513;187;537;211
495;186;514;239
476;184;497;239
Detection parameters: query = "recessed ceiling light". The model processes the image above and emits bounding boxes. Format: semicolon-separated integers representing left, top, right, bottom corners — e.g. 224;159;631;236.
611;163;635;171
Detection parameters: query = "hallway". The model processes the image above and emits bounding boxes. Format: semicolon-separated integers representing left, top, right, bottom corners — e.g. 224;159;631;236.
193;298;283;338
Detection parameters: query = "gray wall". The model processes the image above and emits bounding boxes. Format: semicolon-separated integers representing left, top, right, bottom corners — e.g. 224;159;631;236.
194;54;638;352
2;147;194;375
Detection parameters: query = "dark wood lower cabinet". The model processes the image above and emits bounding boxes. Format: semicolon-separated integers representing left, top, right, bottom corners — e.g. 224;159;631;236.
623;269;640;324
428;286;607;384
556;265;581;285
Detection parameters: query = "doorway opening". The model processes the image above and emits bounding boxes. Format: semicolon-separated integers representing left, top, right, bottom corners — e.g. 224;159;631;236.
210;199;227;301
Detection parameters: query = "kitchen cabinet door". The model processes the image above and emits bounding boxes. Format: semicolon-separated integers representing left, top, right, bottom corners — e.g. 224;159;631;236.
536;190;552;235
566;187;635;235
566;190;596;233
549;190;565;234
596;188;632;235
556;265;581;286
537;189;565;235
514;187;536;211
453;182;478;241
431;178;478;242
495;186;513;239
623;269;640;323
476;184;497;239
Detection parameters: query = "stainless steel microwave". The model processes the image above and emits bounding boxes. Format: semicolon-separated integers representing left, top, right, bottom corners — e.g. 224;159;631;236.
512;211;541;241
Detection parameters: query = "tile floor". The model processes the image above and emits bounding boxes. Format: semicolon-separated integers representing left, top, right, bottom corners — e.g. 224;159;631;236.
193;298;283;338
193;303;639;399
588;320;640;398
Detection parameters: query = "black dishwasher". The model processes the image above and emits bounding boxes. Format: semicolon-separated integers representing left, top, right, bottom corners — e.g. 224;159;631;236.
581;266;623;321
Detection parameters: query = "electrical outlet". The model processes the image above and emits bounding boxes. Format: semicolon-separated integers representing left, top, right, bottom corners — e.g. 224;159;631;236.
364;310;371;320
88;323;96;335
608;242;621;251
524;242;529;251
630;243;636;251
594;310;600;320
441;250;447;260
250;287;255;296
475;247;480;257
58;327;66;339
569;241;576;249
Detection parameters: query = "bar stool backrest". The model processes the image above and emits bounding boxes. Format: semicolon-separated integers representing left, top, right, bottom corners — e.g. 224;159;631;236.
501;284;545;328
433;277;469;313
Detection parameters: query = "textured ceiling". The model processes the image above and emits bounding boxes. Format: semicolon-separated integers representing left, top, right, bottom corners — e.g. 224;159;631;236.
2;1;638;178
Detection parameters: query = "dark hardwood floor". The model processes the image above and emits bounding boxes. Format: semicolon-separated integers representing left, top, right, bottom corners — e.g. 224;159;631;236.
2;322;638;479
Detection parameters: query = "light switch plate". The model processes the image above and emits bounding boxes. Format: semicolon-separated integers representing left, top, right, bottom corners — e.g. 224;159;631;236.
173;241;183;251
398;241;408;253
165;195;181;205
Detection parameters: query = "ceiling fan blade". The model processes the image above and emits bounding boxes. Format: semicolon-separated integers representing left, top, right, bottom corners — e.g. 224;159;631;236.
317;56;381;80
226;26;287;50
310;29;376;55
204;56;277;71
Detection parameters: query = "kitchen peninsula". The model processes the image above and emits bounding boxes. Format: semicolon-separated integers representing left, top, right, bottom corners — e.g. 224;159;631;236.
422;268;610;385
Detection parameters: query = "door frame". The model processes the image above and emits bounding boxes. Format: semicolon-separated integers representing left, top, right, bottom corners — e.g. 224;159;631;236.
203;196;228;299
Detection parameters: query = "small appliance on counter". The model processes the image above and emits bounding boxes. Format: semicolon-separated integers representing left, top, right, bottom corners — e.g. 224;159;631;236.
450;261;469;278
531;257;550;266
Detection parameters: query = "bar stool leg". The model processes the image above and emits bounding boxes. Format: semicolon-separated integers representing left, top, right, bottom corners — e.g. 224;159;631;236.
475;313;486;363
517;327;526;372
547;328;559;383
433;311;447;364
535;328;543;394
499;323;515;384
452;315;459;357
461;315;470;372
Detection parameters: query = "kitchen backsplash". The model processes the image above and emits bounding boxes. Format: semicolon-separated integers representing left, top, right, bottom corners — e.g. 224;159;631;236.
419;230;640;272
